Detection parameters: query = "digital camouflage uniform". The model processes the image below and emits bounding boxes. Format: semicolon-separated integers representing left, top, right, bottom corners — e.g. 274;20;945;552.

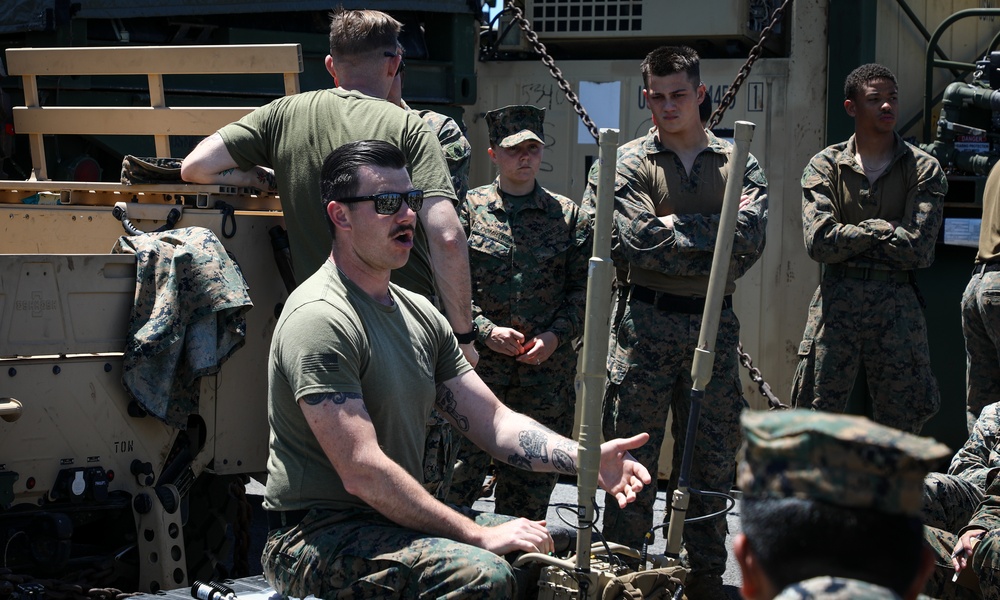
740;410;950;600
925;477;1000;600
448;177;591;519
963;161;1000;432
398;100;475;501
112;226;252;428
923;401;1000;533
773;576;905;600
584;128;767;580
791;133;946;434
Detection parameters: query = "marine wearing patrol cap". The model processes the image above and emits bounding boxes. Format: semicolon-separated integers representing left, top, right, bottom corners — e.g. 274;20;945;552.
486;105;545;148
738;409;951;517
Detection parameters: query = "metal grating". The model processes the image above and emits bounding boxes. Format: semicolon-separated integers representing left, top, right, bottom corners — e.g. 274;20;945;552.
530;0;644;34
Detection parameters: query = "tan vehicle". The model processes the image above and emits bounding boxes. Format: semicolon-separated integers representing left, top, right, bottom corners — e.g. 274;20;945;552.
0;43;300;593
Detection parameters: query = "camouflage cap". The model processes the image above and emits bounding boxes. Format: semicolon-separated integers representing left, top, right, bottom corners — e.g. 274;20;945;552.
486;105;545;148
737;409;951;517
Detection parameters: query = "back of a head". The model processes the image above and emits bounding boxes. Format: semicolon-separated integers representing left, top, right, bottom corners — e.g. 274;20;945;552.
328;6;402;61
843;62;897;101
738;410;950;595
640;45;700;89
741;496;924;594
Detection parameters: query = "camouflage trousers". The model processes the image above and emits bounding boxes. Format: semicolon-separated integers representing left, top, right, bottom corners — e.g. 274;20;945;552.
601;299;744;577
262;507;515;599
791;275;939;434
962;270;1000;434
924;527;1000;599
423;408;458;500
447;377;576;520
924;472;984;533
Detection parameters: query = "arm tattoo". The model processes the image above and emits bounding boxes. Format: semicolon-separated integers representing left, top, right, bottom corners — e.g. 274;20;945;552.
435;383;469;431
507;429;549;472
551;440;577;475
218;167;236;177
303;392;364;409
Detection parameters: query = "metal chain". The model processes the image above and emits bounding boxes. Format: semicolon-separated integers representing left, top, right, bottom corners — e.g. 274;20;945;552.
507;3;601;142
738;343;789;410
707;0;793;129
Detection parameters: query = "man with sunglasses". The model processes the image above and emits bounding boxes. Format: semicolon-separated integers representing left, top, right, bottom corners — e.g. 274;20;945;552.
180;8;479;366
262;139;651;598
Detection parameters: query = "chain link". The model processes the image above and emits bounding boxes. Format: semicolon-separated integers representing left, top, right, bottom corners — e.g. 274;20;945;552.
738;343;788;410
707;0;793;129
507;3;601;142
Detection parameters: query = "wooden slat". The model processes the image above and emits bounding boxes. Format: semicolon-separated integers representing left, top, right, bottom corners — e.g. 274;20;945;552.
13;106;256;136
5;44;303;76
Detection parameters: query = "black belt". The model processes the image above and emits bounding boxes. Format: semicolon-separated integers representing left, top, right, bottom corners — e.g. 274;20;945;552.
629;284;731;314
973;262;1000;275
825;264;914;284
266;509;310;531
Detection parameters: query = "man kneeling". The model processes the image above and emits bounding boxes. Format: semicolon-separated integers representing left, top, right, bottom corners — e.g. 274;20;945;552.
262;140;652;598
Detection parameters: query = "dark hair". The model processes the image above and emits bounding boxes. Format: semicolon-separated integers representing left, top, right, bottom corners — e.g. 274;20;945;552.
320;140;408;237
740;497;925;595
328;6;402;61
641;45;700;90
843;63;897;101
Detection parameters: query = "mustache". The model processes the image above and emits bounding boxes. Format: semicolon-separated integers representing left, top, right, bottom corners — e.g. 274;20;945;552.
390;224;415;237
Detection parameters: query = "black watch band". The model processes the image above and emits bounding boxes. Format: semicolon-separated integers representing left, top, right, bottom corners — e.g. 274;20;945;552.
455;323;478;344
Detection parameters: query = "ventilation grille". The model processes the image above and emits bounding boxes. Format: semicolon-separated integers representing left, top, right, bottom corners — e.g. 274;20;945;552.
530;0;644;35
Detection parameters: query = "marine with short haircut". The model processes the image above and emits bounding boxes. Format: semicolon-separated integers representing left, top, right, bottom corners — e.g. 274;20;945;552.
790;63;947;433
582;44;768;599
180;7;479;367
735;409;949;600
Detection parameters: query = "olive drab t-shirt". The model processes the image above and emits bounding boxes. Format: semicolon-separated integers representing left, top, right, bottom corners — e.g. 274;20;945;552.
263;261;471;513
978;161;1000;264
218;88;456;294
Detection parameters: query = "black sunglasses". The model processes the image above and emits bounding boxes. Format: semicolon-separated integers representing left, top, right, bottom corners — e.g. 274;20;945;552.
383;51;405;76
338;190;424;215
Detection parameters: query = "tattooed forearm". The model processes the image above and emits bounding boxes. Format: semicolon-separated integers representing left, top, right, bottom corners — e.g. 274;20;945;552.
507;429;557;472
303;392;363;406
435;383;469;431
254;166;277;192
218;167;236;177
551;440;577;475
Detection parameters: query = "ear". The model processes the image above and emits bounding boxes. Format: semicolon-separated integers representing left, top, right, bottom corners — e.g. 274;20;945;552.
903;544;937;600
325;55;339;85
327;201;352;233
696;83;706;104
487;146;498;165
734;534;771;600
844;98;856;118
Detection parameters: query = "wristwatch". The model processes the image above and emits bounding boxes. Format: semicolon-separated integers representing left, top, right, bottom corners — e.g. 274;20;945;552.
455;322;478;345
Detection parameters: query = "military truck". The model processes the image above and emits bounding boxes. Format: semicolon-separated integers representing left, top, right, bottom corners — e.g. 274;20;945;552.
3;0;1000;597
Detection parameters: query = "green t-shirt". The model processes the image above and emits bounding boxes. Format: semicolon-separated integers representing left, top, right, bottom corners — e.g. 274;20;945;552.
218;88;456;295
264;261;471;512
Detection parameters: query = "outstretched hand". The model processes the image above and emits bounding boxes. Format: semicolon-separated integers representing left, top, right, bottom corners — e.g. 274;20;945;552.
598;433;652;508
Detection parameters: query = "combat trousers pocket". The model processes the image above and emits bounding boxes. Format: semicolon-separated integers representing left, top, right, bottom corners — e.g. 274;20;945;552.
789;339;815;409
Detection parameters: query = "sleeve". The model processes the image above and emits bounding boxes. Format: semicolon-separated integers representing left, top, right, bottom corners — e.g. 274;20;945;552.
858;155;946;269
615;151;767;278
404;116;459;203
217;100;280;171
460;191;498;342
275;302;365;399
801;155;896;264
548;205;592;347
949;403;1000;490
966;474;1000;533
437;118;472;203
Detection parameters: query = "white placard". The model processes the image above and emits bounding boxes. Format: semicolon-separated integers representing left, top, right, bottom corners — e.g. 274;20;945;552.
577;81;621;145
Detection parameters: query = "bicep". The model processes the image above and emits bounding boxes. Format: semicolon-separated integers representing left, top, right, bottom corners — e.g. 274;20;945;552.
299;392;380;472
